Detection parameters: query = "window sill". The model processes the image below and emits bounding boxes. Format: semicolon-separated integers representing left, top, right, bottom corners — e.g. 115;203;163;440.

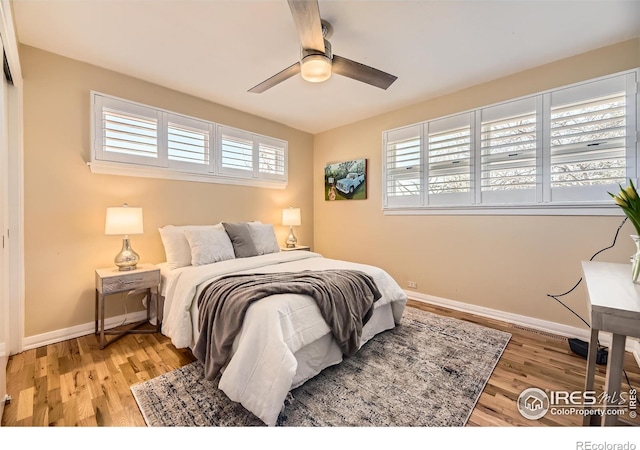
88;161;287;190
383;203;624;216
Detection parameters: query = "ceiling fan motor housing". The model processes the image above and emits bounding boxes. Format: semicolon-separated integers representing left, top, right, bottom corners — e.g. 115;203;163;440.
301;38;332;61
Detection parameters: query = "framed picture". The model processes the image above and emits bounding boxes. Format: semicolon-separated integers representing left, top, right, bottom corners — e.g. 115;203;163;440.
324;158;367;201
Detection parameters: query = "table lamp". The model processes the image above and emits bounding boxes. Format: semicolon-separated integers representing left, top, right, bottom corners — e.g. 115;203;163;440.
105;203;144;271
282;207;301;248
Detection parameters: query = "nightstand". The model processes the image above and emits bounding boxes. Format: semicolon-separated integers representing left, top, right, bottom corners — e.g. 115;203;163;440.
95;263;161;349
280;245;311;251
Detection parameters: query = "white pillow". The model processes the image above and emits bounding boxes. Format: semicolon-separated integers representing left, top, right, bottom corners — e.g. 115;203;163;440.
248;223;281;255
184;228;235;266
158;224;223;269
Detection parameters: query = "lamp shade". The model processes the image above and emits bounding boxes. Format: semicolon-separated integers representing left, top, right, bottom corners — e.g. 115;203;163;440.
282;207;301;226
105;205;143;235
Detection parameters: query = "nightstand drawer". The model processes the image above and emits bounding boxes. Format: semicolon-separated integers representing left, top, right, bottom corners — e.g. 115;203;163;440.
95;264;160;295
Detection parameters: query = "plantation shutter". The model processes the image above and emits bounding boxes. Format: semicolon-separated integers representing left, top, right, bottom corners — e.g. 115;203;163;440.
479;97;538;204
549;74;632;203
383;124;422;207
94;95;161;166
258;137;287;181
218;125;254;178
167;114;213;172
217;125;288;181
90;92;288;188
426;113;473;205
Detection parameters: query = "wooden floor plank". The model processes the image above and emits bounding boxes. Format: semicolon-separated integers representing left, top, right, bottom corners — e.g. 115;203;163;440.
46;387;63;425
2;300;639;427
16;386;34;422
91;395;113;427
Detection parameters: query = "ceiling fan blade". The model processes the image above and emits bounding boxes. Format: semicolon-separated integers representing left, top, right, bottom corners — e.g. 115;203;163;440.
248;62;301;93
332;55;398;90
287;0;325;52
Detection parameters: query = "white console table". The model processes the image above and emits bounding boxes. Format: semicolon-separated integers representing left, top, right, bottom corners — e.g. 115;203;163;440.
581;261;640;426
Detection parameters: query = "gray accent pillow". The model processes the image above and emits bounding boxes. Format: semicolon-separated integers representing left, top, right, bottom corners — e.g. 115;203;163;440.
222;222;259;258
248;223;281;255
184;228;235;266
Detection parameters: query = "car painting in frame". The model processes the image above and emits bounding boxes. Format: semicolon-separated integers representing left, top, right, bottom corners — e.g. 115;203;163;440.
324;158;367;201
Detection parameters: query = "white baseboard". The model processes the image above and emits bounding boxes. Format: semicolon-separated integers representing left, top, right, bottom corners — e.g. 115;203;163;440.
407;290;640;361
22;311;148;351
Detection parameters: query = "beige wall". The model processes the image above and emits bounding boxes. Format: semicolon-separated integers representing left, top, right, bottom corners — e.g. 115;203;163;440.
21;45;314;337
314;38;640;329
20;37;640;338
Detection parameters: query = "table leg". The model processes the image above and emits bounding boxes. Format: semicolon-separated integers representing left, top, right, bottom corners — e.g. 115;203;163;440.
99;292;106;349
602;333;626;426
146;288;151;323
155;288;162;332
583;327;599;426
94;289;99;335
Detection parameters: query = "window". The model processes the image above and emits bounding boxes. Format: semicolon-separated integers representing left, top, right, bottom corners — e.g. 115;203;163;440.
548;75;629;203
382;70;639;214
259;139;287;179
167;116;212;171
90;92;288;188
427;113;472;205
219;127;254;176
479;97;538;204
104;111;157;159
383;125;422;207
217;125;287;181
96;96;161;166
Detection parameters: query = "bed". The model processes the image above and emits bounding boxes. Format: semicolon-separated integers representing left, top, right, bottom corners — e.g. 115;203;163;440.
156;222;407;426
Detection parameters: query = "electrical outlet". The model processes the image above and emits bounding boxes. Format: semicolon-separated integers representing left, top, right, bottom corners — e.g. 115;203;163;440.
407;281;417;289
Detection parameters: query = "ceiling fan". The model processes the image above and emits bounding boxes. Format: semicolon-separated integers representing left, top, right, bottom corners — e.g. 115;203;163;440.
248;0;398;93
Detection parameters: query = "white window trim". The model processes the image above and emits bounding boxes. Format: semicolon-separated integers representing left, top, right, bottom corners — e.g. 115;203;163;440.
89;91;288;189
87;161;287;189
383;204;624;216
382;69;640;215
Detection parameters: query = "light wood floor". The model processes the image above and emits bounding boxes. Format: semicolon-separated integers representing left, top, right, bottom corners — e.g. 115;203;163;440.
2;299;639;427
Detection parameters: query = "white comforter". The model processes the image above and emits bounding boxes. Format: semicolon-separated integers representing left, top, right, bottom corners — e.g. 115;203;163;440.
161;251;407;426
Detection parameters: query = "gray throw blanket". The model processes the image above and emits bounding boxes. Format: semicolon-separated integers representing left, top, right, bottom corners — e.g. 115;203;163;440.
193;270;382;381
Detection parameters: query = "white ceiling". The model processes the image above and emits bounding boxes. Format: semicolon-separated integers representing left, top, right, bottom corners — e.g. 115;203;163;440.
11;0;640;134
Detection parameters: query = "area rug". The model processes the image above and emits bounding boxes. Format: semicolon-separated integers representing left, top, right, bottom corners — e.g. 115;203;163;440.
131;307;511;426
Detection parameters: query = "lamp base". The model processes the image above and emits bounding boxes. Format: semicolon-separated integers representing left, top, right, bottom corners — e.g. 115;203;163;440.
115;236;140;271
285;226;297;248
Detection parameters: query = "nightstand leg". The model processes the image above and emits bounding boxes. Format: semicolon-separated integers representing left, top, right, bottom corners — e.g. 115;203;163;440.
94;289;99;335
99;292;106;349
155;288;162;332
146;288;151;323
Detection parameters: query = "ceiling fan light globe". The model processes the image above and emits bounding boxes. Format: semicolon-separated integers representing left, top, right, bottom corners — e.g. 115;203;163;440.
300;54;332;83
